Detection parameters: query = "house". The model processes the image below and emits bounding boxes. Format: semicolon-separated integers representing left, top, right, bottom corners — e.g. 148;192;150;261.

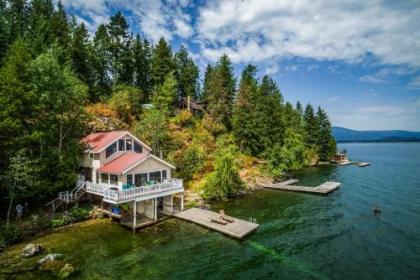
79;131;184;230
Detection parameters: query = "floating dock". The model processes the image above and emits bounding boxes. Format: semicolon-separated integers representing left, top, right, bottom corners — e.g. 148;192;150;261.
174;208;259;239
357;162;370;167
264;180;341;195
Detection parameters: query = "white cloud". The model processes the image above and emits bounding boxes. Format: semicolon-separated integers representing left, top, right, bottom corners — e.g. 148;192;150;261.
196;0;420;68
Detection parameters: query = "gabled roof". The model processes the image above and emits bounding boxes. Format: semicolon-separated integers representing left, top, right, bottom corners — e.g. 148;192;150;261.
97;152;149;175
97;152;175;175
81;131;152;153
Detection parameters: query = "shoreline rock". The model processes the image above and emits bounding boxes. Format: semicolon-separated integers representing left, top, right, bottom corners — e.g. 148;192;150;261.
21;243;42;258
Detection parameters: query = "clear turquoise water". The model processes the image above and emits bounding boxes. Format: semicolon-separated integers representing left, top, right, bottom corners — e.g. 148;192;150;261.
1;143;420;279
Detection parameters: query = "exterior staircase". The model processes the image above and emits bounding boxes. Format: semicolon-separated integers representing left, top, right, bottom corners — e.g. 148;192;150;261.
45;175;86;213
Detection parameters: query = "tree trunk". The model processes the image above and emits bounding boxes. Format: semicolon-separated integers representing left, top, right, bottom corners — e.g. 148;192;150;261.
6;188;14;229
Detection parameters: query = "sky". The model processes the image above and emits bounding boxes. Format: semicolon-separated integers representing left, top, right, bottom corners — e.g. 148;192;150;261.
63;0;420;131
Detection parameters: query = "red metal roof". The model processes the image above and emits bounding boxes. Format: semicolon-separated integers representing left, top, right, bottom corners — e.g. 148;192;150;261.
81;131;127;153
97;152;149;175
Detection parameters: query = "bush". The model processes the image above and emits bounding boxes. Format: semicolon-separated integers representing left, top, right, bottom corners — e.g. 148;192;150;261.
0;224;23;248
69;206;91;221
51;214;74;228
201;140;244;200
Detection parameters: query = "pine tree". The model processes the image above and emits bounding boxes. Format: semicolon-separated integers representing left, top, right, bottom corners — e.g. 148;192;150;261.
316;107;336;160
8;0;29;42
232;64;259;154
107;11;133;85
133;35;152;99
151;37;174;87
151;71;177;112
201;63;213;102
303;104;318;147
92;24;111;99
0;0;10;63
0;39;33;170
174;45;199;100
49;1;70;48
26;0;54;55
70;22;94;95
205;55;236;129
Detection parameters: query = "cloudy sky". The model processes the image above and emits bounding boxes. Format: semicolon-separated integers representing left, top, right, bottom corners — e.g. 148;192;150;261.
63;0;420;131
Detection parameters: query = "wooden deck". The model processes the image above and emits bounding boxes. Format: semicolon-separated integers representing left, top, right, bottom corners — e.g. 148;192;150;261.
264;181;341;195
174;208;259;239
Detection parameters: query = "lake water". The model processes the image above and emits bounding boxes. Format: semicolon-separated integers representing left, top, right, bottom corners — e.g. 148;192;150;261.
1;143;420;279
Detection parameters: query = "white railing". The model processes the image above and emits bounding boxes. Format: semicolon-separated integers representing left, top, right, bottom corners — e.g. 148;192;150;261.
85;179;183;203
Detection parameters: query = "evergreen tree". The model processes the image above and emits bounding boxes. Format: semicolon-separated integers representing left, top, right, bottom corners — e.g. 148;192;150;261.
0;39;33;170
26;0;54;55
0;0;10;63
205;55;236;129
70;22;94;92
201;63;213;102
232;64;259;154
316;106;336;160
49;1;70;49
107;11;133;84
92;24;111;99
132;35;152;99
303;104;317;147
8;0;29;42
151;72;177;112
174;45;199;100
151;37;174;86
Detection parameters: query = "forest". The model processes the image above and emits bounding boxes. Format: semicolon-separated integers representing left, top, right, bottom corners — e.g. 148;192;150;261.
0;0;336;210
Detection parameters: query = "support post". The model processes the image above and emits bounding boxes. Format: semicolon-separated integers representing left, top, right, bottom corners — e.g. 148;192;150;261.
154;198;157;220
171;195;174;213
133;201;137;233
181;194;184;211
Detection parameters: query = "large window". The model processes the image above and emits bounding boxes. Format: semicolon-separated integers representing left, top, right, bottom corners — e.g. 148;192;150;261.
162;170;167;181
106;142;117;158
101;173;109;183
127;174;133;186
135;173;148;187
134;141;143;153
110;174;118;185
149;171;162;183
118;139;125;151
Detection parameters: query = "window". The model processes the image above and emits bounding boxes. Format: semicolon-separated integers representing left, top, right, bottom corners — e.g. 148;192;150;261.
96;172;99;183
134;141;143;153
135;173;148;187
101;173;109;184
110;174;118;185
149;171;162;183
118;139;125;151
162;170;167;181
127;174;133;186
106;142;117;158
126;139;132;151
89;152;94;158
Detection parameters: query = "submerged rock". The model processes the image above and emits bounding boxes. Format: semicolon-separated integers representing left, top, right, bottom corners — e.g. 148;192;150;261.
39;259;64;272
58;263;75;278
38;253;62;264
21;243;42;258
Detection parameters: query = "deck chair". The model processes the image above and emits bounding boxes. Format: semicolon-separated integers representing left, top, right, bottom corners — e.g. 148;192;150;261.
211;218;227;225
219;210;234;223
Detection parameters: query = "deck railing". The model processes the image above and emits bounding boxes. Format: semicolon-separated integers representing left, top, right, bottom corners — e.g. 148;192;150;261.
85;179;184;203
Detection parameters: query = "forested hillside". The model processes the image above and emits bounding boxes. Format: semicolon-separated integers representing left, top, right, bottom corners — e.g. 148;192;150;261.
0;1;336;204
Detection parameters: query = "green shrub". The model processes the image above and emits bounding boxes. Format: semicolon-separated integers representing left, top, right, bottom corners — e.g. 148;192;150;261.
69;206;91;221
0;224;23;247
51;214;73;228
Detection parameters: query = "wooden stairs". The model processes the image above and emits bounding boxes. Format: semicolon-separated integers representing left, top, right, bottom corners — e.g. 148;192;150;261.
45;176;86;213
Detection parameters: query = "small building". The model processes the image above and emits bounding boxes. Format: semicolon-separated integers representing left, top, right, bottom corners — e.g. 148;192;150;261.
79;131;184;229
333;153;347;162
179;96;206;115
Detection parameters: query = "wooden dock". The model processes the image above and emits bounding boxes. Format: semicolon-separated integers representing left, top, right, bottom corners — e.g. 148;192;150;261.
264;180;341;195
174;208;259;239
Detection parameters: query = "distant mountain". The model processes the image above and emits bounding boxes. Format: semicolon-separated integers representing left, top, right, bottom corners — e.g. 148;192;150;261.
332;127;420;142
